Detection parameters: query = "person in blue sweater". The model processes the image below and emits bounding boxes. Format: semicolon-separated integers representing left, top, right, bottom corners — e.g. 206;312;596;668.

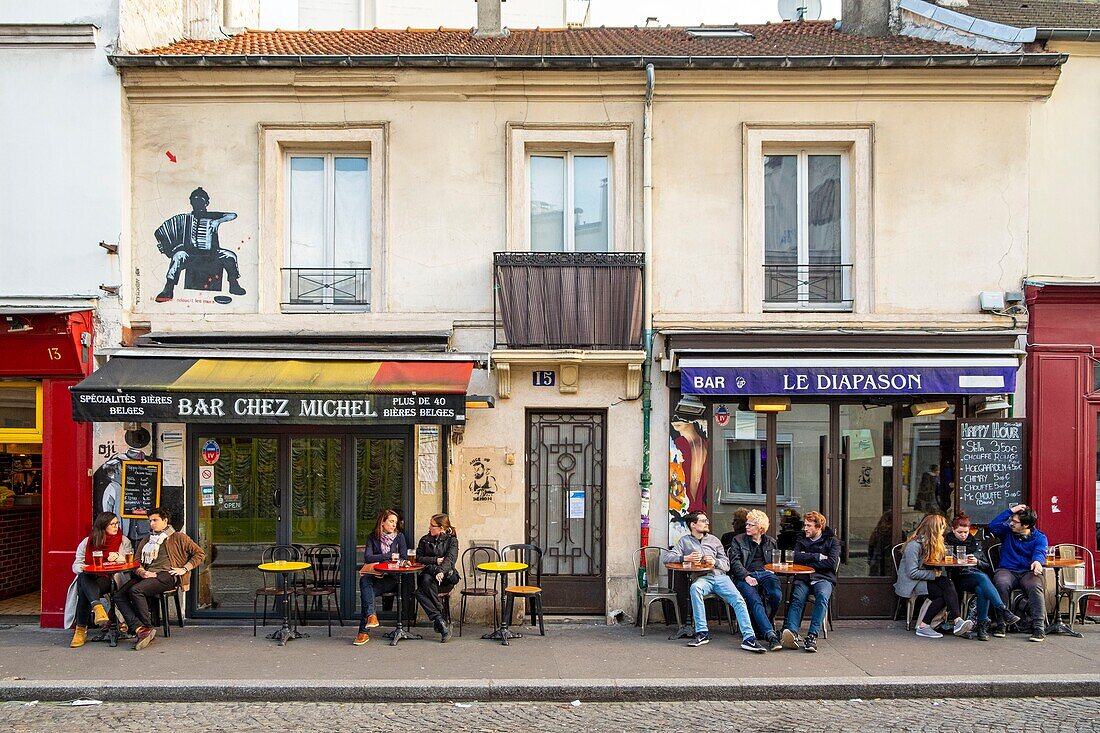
988;504;1049;642
353;509;408;646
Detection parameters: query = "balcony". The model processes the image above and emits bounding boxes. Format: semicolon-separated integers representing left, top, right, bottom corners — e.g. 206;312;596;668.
763;263;853;310
493;251;644;350
492;251;646;399
281;268;370;310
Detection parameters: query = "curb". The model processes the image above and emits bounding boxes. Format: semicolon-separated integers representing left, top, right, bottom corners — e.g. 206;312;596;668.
1;675;1098;703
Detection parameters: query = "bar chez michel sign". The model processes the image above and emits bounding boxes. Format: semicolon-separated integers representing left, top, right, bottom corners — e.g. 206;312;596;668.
73;390;466;425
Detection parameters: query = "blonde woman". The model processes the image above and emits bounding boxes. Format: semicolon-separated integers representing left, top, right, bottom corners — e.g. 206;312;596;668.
413;513;459;643
894;514;974;638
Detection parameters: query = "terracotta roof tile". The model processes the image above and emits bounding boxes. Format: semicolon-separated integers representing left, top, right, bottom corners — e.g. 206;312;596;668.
136;21;983;57
945;0;1100;29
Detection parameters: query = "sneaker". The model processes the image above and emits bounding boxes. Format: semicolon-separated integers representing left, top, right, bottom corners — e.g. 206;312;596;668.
1029;630;1046;643
953;618;975;637
803;632;818;653
916;625;943;639
440;622;452;643
92;601;109;628
1001;609;1022;627
364;614;380;629
741;637;766;654
133;626;156;651
766;633;783;652
352;632;370;646
991;623;1006;638
687;632;710;647
781;628;802;650
70;626;87;648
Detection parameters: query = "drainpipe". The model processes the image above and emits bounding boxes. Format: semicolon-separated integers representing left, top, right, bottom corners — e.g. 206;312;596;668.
639;63;655;549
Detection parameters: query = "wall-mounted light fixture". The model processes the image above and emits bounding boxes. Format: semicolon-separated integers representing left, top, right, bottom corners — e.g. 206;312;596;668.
465;395;495;409
972;395;1010;414
911;400;950;417
674;394;707;418
749;396;791;412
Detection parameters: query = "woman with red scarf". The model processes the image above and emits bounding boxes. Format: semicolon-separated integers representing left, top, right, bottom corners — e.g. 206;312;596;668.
68;512;133;648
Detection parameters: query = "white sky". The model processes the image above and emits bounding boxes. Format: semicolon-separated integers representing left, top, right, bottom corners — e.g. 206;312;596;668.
588;0;843;26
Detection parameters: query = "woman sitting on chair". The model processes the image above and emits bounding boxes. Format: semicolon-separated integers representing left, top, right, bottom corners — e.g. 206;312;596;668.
354;509;407;646
414;513;459;643
66;512;133;648
895;514;975;639
945;512;1021;640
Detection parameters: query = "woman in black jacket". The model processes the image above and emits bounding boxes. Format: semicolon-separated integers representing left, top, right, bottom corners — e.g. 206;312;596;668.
414;513;459;642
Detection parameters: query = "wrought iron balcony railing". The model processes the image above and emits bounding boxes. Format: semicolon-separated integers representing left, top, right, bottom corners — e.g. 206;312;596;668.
281;268;371;308
764;263;853;309
494;251;644;350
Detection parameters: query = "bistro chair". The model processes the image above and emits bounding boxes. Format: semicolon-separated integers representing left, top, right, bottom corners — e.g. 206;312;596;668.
892;542;922;630
300;544;342;636
804;550;841;639
1052;544;1100;631
253;544;303;637
150;584;185;638
501;543;546;636
633;546;681;636
458;545;500;637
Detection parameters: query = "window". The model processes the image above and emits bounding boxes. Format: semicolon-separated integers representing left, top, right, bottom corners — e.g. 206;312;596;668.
0;381;42;443
717;427;792;504
763;150;850;309
529;153;611;252
285;154;371;307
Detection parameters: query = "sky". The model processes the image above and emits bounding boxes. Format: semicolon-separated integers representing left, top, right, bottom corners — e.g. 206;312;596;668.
587;0;843;26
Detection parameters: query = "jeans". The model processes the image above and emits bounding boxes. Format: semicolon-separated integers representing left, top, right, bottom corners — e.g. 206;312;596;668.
734;571;782;638
689;573;755;640
783;578;833;636
114;571;177;629
74;573;111;627
954;570;1004;622
358;573;400;632
993;568;1046;631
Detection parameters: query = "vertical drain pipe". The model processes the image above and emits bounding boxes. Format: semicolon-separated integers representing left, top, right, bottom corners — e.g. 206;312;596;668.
639;63;655;549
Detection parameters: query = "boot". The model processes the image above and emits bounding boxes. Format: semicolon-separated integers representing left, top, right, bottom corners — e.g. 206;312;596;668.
155;280;176;303
70;626;87;648
976;620;990;641
228;279;246;296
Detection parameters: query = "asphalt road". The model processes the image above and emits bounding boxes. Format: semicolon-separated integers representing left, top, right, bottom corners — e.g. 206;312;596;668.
1;697;1097;732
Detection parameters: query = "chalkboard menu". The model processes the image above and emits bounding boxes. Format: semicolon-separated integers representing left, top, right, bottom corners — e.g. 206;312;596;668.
120;460;162;520
956;418;1026;524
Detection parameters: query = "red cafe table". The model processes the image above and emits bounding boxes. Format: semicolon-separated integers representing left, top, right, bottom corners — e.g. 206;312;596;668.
372;561;426;646
83;560;141;647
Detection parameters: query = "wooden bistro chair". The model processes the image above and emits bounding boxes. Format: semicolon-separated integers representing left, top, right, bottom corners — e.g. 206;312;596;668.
458;545;500;636
253;544;303;636
501;543;546;636
300;544;342;636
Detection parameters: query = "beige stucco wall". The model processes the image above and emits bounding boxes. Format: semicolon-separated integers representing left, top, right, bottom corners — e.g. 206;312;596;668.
1027;43;1100;280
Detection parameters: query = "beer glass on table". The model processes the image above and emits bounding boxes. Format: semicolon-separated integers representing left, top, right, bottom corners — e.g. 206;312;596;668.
91;550;103;569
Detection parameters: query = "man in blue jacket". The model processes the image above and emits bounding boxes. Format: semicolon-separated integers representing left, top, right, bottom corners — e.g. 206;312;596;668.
779;511;841;653
988;503;1049;642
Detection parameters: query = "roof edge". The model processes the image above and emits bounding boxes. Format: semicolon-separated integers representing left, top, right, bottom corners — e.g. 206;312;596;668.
108;51;1067;69
1036;28;1100;41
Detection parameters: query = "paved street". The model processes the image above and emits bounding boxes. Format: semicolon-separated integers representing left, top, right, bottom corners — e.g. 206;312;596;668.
1;697;1097;732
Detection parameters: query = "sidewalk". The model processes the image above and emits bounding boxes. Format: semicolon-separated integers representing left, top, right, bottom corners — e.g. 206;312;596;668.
1;619;1097;702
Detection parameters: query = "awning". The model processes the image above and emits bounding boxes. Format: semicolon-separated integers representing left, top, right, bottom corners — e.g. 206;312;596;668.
71;356;473;425
680;356;1019;396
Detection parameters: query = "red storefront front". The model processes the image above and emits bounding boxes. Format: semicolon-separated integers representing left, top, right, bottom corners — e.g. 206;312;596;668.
1025;282;1100;555
0;311;95;627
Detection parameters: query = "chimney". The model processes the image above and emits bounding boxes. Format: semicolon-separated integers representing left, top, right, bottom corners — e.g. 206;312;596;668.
840;0;896;37
475;0;509;38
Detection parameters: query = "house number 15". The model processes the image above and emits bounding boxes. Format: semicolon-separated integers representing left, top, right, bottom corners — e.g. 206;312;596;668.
532;370;556;387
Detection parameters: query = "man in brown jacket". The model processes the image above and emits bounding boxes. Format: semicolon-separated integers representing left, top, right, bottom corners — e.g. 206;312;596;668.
114;507;204;650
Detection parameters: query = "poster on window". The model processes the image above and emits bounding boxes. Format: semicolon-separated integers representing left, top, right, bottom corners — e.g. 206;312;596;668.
669;414;709;547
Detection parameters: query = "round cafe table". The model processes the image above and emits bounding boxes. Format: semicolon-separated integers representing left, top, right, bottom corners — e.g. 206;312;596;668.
372;561;425;646
83;560;140;648
764;563;815;611
477;561;528;645
1044;556;1086;637
257;560;311;646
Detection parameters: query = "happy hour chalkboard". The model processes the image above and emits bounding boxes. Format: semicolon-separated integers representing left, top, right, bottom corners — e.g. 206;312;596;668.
956;418;1026;525
120;460;162;520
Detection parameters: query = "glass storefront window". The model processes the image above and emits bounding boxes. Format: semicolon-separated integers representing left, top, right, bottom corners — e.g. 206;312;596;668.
899;405;957;536
840;404;893;577
354;437;407;552
0;382;41;442
775;404;828;552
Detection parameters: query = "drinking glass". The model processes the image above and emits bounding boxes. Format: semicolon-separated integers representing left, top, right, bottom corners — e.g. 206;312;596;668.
91;550;103;568
125;551;134;564
407;549;417;563
391;552;400;565
682;553;694;569
771;549;782;568
956;546;968;564
1046;546;1057;563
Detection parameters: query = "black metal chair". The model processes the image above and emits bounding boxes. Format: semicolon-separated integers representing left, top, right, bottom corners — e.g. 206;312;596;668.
150;583;184;638
458;545;500;636
253;544;303;636
501;543;546;636
300;544;342;636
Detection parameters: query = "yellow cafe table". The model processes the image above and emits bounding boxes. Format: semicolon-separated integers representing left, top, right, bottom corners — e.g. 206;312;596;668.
257;560;311;646
477;560;528;645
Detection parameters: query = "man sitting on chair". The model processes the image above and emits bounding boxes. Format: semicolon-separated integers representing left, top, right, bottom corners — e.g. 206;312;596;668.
988;503;1049;642
114;507;204;651
728;509;784;651
780;510;840;654
663;511;765;653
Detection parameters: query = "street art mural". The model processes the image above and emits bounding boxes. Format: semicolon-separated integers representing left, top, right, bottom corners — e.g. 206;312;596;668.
669;415;709;546
153;187;245;305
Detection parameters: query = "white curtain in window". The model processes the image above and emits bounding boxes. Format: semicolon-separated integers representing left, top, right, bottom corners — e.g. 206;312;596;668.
764;155;797;266
289;156;325;268
333;157;371;269
808;155;841;265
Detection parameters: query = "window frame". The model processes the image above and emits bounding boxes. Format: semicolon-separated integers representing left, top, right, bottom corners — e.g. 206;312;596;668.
0;381;43;444
716;428;793;505
743;124;873;316
527;151;614;253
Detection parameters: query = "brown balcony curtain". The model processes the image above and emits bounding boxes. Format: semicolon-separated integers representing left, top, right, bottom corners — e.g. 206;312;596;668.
495;254;643;350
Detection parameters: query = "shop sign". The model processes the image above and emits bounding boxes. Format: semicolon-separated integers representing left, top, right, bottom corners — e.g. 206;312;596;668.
72;390;467;425
681;365;1017;396
202;440;221;465
201;486;215;507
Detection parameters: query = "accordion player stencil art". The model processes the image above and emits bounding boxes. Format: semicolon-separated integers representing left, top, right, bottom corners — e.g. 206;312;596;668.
152;187;245;306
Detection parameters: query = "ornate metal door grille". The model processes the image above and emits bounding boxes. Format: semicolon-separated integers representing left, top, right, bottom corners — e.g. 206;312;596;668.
527;411;606;613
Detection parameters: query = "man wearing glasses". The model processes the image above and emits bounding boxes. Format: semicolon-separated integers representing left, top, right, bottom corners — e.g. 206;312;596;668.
114;507;205;650
728;509;783;651
988;503;1049;642
663;511;765;652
